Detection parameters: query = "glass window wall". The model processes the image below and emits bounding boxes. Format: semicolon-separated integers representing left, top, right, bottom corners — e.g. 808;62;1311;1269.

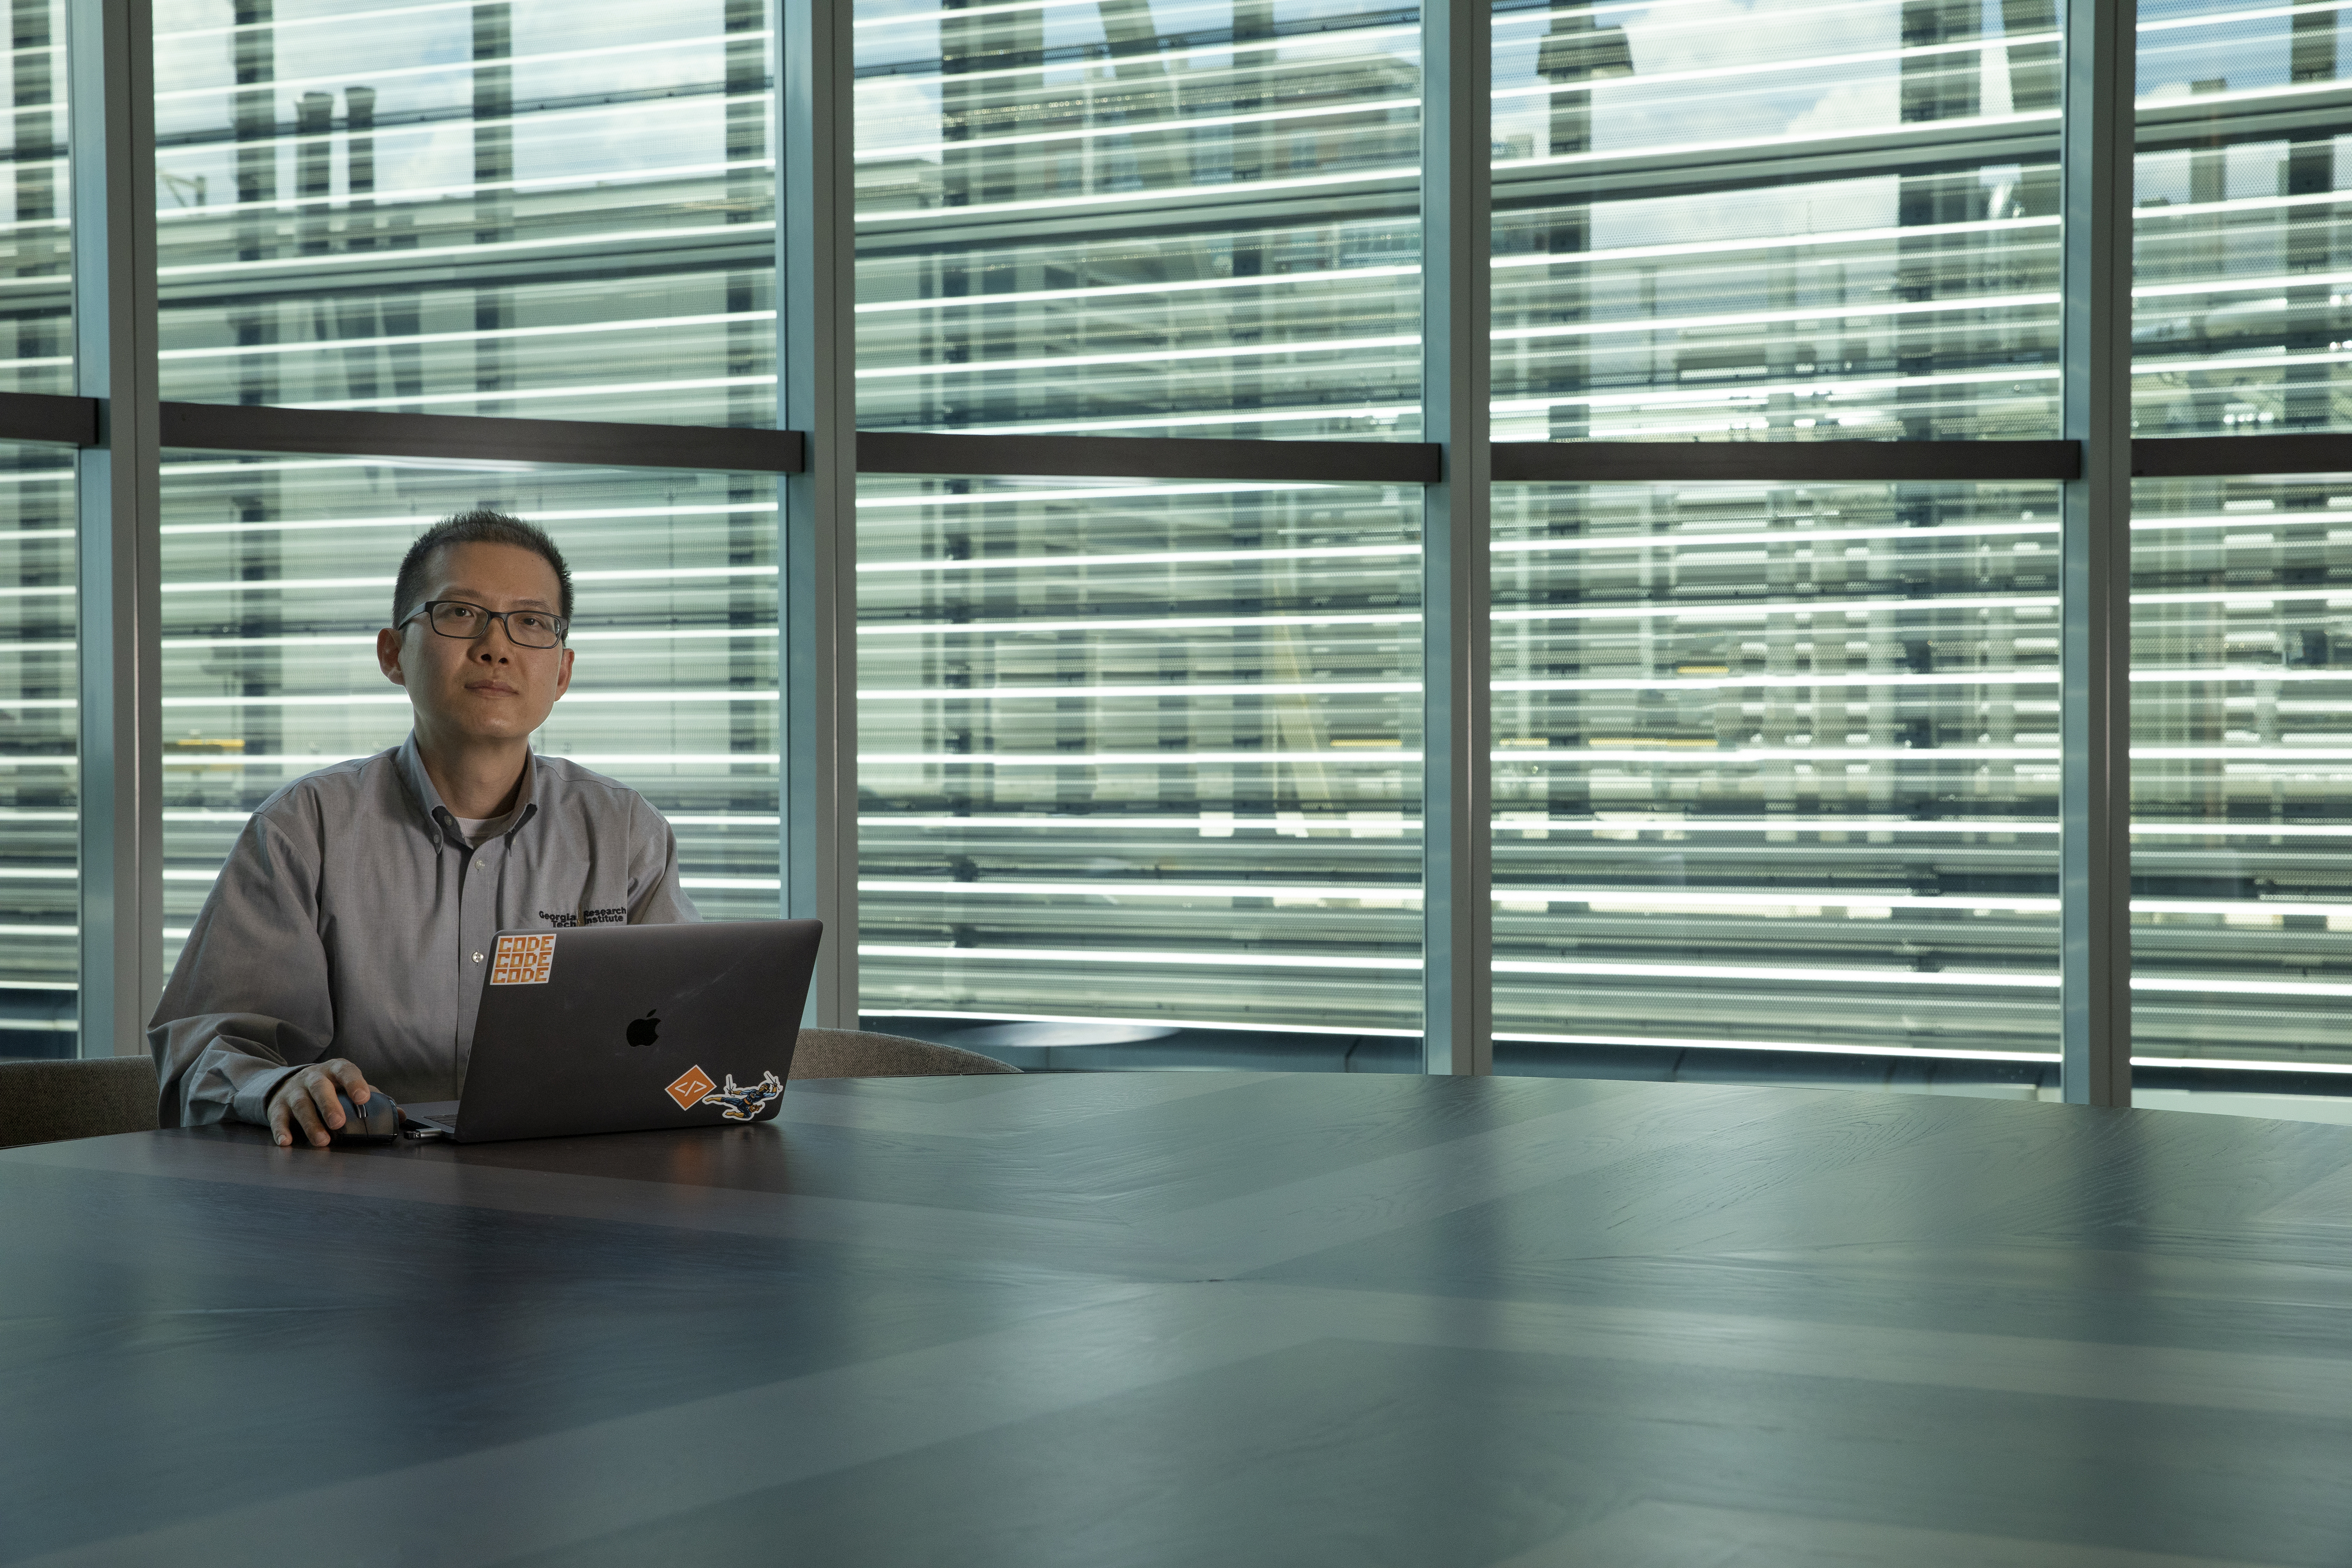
0;446;75;1058
858;471;1424;1044
1493;0;2062;442
0;3;71;1059
2132;474;2352;1081
24;0;2345;1099
3;0;70;398
2129;0;2352;1099
855;0;1421;440
152;1;774;426
2133;0;2349;436
1492;478;2064;1074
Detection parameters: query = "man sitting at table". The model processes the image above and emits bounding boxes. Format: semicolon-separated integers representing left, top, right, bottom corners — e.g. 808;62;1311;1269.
149;511;698;1147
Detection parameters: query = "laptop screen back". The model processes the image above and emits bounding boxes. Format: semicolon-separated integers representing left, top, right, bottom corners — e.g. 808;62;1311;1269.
452;919;821;1143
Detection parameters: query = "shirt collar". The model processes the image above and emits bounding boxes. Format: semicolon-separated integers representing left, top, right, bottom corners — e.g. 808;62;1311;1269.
394;734;542;847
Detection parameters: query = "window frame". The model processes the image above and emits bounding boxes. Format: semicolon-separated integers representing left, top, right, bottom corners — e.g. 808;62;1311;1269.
32;0;2342;1107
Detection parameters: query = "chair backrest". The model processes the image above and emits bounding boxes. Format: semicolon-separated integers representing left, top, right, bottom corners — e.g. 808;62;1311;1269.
788;1028;1019;1080
0;1056;160;1149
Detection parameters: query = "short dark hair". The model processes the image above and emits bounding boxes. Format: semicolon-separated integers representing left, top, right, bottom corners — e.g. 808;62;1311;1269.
392;510;573;630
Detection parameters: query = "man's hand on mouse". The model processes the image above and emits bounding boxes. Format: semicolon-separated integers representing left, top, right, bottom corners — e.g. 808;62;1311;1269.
266;1059;378;1148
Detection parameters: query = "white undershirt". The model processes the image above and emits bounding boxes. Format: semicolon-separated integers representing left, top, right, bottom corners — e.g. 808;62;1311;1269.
450;810;515;848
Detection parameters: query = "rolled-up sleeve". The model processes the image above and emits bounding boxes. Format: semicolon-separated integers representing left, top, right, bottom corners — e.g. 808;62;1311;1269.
147;804;337;1127
625;795;701;925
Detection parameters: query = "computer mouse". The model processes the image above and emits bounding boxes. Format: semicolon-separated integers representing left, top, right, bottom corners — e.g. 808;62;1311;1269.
328;1090;402;1144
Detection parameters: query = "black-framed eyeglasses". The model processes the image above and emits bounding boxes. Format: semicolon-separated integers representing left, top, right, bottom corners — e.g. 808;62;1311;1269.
395;599;569;649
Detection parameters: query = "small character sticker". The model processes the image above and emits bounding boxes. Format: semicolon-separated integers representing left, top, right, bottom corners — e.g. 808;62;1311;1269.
490;932;558;985
664;1064;716;1110
700;1071;784;1122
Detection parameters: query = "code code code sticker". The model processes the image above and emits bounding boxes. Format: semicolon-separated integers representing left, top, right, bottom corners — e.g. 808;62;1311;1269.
490;932;558;985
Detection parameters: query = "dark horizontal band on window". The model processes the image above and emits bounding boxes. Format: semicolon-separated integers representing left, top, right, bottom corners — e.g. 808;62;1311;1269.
2131;434;2352;479
0;392;99;447
856;431;1445;485
6;398;2352;490
1493;441;2083;484
152;403;807;474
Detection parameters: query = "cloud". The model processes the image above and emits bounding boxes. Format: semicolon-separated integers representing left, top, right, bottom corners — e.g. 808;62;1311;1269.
1782;78;1900;140
1578;0;1904;152
857;75;949;158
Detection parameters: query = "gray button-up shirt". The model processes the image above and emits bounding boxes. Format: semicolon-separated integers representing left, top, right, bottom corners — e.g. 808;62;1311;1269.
149;735;699;1126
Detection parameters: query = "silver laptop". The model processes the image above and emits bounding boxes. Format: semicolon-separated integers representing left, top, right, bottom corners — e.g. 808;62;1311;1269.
403;919;822;1144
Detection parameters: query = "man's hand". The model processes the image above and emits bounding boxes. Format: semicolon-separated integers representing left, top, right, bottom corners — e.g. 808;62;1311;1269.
266;1059;378;1148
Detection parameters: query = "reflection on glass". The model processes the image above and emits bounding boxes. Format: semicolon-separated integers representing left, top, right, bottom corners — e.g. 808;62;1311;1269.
1492;481;2062;1064
0;448;75;1058
858;474;1422;1036
1493;0;2061;440
0;5;73;1059
855;0;1421;439
2132;476;2352;1075
153;1;773;425
157;454;780;977
2134;0;2350;435
1;0;69;397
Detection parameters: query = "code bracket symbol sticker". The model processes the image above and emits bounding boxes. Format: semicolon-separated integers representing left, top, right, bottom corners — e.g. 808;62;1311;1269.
665;1065;716;1110
490;932;558;985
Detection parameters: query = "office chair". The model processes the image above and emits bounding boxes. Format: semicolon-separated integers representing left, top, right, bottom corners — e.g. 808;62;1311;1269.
788;1029;1019;1080
0;1056;160;1149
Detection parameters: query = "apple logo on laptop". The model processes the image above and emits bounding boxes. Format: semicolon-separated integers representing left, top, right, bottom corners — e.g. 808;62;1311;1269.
626;1010;660;1048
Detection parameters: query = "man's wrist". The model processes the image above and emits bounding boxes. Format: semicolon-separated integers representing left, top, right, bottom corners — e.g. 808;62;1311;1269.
231;1064;304;1127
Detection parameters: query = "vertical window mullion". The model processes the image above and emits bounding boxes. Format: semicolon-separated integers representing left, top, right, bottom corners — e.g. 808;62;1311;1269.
780;0;860;1026
69;0;161;1059
1421;0;1493;1076
2059;0;2136;1105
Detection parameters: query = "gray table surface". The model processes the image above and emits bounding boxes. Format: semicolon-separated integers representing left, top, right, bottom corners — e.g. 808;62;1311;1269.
4;1071;2352;1567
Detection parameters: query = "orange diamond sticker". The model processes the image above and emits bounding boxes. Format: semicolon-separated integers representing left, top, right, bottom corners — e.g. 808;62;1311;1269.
665;1064;715;1110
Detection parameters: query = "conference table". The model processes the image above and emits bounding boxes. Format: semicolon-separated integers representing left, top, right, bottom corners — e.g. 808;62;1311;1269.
4;1071;2351;1567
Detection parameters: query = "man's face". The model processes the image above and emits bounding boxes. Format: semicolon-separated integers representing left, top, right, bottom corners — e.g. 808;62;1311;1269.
376;542;574;744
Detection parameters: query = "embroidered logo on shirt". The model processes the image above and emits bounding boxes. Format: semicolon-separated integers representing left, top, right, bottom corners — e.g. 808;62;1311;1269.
539;907;623;930
489;932;558;985
664;1064;716;1109
699;1071;784;1122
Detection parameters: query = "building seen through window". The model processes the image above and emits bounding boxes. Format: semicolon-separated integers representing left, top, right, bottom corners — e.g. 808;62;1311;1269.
0;0;71;1056
0;0;2344;1098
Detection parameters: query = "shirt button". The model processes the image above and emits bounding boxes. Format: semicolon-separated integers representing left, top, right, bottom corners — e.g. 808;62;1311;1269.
472;952;485;963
